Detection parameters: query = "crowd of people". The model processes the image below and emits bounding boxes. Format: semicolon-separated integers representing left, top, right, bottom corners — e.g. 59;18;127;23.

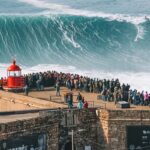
0;70;150;107
22;70;150;106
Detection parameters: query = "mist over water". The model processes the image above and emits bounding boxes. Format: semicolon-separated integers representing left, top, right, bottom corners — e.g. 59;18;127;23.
1;0;150;91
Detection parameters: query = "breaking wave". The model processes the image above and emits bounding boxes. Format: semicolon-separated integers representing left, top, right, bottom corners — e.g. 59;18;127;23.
0;14;150;72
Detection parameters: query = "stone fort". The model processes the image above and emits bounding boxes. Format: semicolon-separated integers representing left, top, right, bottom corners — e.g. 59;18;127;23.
0;91;150;150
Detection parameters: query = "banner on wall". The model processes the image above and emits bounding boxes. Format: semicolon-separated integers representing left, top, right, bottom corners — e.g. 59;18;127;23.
127;126;150;150
0;133;47;150
85;146;91;150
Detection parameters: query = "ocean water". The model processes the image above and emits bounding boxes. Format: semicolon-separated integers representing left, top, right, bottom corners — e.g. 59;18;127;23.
0;0;150;91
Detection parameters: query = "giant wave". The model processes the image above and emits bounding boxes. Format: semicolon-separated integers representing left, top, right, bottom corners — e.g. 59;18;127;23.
0;14;150;72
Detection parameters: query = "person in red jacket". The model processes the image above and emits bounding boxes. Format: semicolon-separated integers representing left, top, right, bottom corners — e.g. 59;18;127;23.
83;101;88;109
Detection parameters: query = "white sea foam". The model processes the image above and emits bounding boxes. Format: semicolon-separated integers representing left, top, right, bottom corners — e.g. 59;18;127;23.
17;0;150;41
17;0;150;25
18;0;70;10
0;63;150;92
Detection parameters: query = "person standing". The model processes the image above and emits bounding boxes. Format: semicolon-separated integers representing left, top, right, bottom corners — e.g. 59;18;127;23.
77;92;82;102
67;95;73;108
55;81;60;96
77;100;83;109
0;77;3;90
83;101;88;109
24;84;29;96
144;91;149;106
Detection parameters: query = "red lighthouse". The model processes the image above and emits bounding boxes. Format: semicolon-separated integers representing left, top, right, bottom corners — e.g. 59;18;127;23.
3;60;25;90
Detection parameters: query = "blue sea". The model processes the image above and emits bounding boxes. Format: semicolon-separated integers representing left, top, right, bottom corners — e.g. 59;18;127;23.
0;0;150;91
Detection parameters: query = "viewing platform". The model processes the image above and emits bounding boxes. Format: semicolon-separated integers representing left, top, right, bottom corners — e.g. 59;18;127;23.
19;86;150;111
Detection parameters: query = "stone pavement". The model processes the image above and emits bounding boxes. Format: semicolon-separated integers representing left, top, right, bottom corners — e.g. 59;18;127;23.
0;113;39;123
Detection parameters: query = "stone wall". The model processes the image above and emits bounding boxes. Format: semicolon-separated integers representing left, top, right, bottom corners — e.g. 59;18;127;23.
0;114;59;150
1;108;150;150
97;109;150;150
41;108;98;150
0;108;99;150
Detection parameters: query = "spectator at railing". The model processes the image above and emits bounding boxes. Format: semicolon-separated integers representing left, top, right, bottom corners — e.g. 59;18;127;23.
77;92;82;102
67;95;73;109
77;100;83;109
82;97;85;103
83;101;88;109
